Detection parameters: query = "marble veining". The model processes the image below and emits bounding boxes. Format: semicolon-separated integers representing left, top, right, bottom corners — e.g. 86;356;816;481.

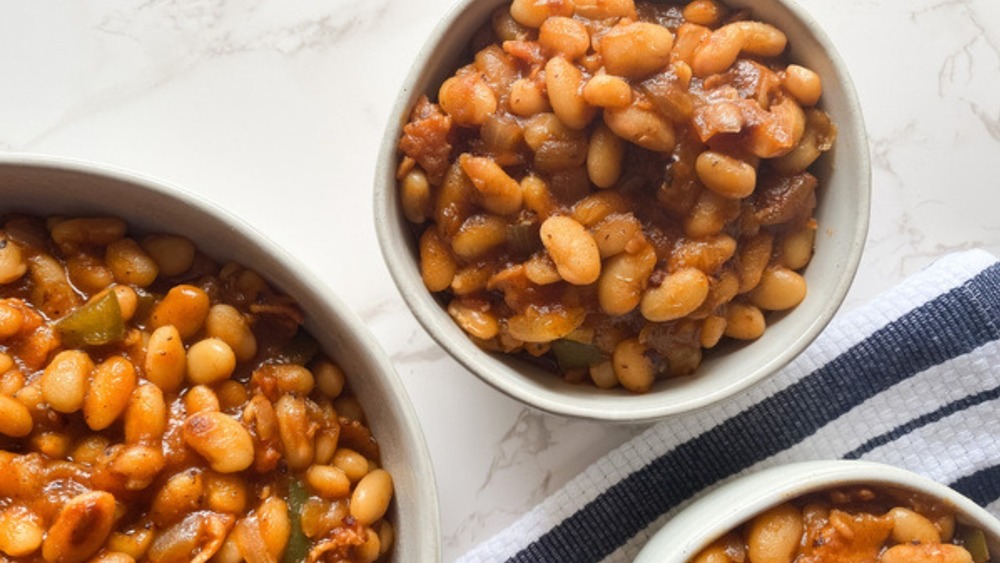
2;0;1000;560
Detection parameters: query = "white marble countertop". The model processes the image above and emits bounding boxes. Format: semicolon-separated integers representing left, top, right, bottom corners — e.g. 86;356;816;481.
2;0;999;560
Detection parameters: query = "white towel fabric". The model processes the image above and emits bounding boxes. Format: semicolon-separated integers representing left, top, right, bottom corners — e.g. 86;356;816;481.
460;250;1000;563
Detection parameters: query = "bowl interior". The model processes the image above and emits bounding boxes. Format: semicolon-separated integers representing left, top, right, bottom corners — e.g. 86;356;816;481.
635;460;1000;562
1;155;440;561
374;0;870;421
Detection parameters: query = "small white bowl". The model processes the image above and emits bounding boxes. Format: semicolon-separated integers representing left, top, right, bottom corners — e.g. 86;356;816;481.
373;0;870;422
1;154;441;562
636;460;1000;562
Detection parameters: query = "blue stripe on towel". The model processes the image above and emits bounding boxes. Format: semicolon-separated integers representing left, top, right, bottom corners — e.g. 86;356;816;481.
950;464;1000;507
508;264;1000;563
842;385;1000;460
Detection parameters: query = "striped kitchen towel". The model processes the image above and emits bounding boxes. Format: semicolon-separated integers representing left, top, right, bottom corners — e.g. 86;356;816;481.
460;249;1000;563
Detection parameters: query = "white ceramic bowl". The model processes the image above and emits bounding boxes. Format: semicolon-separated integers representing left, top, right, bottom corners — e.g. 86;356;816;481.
636;460;1000;562
1;154;440;562
373;0;870;422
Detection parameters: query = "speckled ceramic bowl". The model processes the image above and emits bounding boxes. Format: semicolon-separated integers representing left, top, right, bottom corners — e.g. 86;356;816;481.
373;0;870;422
635;460;1000;562
2;154;440;562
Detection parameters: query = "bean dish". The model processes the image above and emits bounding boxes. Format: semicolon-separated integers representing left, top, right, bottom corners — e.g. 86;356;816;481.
690;486;992;563
396;0;838;393
0;215;394;562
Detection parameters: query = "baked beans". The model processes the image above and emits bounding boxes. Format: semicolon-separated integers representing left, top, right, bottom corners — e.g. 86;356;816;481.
691;486;992;563
397;0;837;392
0;214;394;562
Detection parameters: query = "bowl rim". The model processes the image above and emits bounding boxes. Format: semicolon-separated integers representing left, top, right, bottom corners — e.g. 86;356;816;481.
635;460;1000;562
0;152;442;561
373;0;871;422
